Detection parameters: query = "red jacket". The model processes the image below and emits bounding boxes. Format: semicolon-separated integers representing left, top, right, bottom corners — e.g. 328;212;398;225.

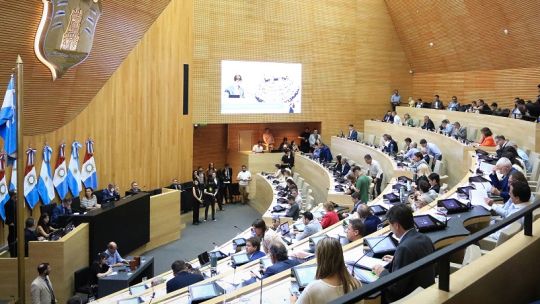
320;211;339;229
480;135;496;147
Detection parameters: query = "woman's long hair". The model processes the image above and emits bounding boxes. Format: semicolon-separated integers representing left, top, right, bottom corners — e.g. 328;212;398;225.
315;237;361;293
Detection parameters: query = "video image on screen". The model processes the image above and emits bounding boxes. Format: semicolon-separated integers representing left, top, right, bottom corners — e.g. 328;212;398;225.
221;60;302;114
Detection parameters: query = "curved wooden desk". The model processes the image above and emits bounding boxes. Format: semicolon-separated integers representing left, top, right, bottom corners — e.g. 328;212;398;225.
364;120;474;187
396;106;540;152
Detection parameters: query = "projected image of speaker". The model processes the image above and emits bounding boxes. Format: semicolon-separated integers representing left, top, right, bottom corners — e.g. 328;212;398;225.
189;282;225;304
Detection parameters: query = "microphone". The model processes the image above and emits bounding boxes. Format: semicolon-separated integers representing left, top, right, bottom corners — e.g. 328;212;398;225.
147;290;156;304
233;225;244;234
350;233;392;275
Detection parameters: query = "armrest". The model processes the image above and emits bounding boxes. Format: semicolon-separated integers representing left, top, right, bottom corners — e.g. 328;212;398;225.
478;237;497;251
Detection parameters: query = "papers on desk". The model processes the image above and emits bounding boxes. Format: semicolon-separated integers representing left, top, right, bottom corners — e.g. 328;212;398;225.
346;256;389;270
472;181;492;192
479;161;495;174
469;189;491;211
352;268;379;283
108;271;118;276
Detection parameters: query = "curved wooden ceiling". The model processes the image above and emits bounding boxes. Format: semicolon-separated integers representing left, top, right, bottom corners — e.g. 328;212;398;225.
0;0;171;135
385;0;540;73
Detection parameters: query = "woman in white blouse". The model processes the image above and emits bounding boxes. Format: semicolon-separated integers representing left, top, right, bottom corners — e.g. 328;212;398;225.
81;187;99;210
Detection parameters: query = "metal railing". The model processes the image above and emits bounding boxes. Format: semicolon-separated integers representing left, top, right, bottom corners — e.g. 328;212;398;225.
331;200;540;304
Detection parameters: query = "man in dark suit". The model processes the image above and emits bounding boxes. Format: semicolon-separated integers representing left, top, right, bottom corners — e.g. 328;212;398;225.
373;205;435;303
243;242;299;286
220;164;233;204
431;95;444;110
489;157;517;201
494;135;514;158
166;260;204;293
102;183;121;201
5;192;17;257
358;204;382;235
51;198;73;227
24;218;38;257
420;115;435;131
341;158;351;177
169;178;183;191
285;195;300;220
347;124;358;141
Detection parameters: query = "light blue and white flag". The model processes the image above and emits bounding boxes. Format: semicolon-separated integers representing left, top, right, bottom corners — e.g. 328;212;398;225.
24;148;39;209
53;143;69;200
0;75;16;158
67;141;82;196
81;139;97;190
9;161;16;192
37;145;55;205
0;153;10;221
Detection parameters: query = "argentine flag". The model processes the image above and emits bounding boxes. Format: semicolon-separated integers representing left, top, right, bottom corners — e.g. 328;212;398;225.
53;144;69;200
24;148;39;209
0;75;16;158
0;154;10;221
37;145;55;204
9;161;16;192
67;141;82;196
81;139;98;190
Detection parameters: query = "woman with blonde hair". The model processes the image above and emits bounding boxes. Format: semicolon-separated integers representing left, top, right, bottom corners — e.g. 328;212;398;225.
292;237;361;303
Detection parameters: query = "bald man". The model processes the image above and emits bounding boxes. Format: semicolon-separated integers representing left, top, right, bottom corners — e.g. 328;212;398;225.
104;242;127;266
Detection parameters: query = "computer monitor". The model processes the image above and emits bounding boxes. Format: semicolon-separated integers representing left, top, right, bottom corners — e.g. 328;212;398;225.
383;193;400;203
369;205;388;216
292;264;318;290
438;198;469;214
308;234;327;253
413;214;446;232
233;238;247;247
117;297;143;304
364;235;397;257
129;284;147;295
231;252;250;267
197;251;210;266
189;282;225;304
260;257;273;269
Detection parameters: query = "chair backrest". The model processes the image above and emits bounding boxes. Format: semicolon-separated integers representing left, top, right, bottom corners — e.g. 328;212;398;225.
366;134;375;146
296;177;304;190
357;132;364;142
301;182;310;197
496;222;523;247
71;196;82;213
74;266;91;292
528;154;540;180
533;209;540;222
292;172;300;183
462;244;482;266
466;127;478;142
40;203;58;217
94;189;105;204
433;160;446;176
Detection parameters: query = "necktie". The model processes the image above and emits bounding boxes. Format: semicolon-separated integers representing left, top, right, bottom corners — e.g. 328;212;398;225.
44;277;56;302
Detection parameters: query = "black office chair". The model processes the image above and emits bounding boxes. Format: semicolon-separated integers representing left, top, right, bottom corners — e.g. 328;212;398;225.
40;202;58;217
230;183;241;203
71;196;83;213
94;189;104;204
74;266;93;301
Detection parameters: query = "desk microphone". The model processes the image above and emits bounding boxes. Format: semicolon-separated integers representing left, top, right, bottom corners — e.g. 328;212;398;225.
351;233;391;275
146;290;156;304
233;225;244;234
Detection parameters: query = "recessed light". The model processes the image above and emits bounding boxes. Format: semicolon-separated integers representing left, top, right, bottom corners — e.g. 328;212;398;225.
503;29;509;35
429;42;434;47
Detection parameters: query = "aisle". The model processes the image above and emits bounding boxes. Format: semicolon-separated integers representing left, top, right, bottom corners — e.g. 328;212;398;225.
143;202;261;274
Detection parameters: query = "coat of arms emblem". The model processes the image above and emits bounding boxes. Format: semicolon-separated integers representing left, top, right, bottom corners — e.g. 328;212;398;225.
34;0;103;80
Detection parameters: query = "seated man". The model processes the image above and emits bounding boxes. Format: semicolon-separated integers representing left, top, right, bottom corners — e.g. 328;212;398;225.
166;260;204;293
252;219;282;254
403;142;419;161
126;181;141;195
431;95;444;109
391;111;402;125
278;137;290;152
102;183;121;201
358;204;382;235
420;116;435;131
295;212;322;241
451;121;467;141
89;253;112;295
51;198;73;227
372;205;435;303
104;242;127;266
285;195;300;220
438;119;453;135
252;140;265;153
346;219;364;243
381;134;398;155
489;157;517;202
486;180;531;241
257;242;299;281
169;178;183;191
246;237;266;261
447;96;460;111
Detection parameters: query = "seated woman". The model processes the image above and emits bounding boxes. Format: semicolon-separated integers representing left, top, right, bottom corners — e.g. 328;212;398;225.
291;237;361;304
478;127;496;147
81;187;100;210
89;252;113;295
320;202;340;229
413;179;438;210
35;213;57;239
408;97;416;107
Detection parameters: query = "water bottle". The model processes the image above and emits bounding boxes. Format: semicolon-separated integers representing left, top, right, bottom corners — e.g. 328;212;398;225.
399;186;406;204
210;253;218;277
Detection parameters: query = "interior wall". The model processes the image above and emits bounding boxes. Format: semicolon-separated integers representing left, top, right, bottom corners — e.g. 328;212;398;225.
412;68;540;109
192;0;412;137
20;0;193;198
193;124;228;171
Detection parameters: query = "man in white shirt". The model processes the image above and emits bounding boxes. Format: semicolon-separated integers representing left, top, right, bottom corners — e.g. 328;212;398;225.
391;111;402;125
237;165;252;204
364;154;384;196
252;140;264;153
295;211;322;241
308;129;320;150
486;180;531;241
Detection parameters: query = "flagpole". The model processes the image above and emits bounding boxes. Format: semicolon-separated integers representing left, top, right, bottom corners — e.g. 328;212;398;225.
15;55;25;304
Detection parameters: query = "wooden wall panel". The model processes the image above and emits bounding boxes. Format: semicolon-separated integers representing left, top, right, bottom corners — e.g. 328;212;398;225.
192;0;412;138
20;0;193;199
411;68;540;109
193;124;228;170
385;0;540;73
0;0;171;135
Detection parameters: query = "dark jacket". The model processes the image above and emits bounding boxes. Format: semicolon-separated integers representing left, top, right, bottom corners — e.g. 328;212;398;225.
363;215;382;235
166;271;204;293
421;119;435;131
263;259;300;279
380;229;435;303
285;203;300;220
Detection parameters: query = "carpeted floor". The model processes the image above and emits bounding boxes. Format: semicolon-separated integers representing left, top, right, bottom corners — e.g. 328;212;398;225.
143;203;261;274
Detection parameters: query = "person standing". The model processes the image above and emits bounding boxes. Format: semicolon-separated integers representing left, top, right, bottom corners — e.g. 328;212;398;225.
203;174;218;221
365;154;384;196
309;129;321;151
220;164;233;204
263;128;275;151
299;127;311;153
31;263;57;304
5;192;16;257
237;165;252;204
390;89;401;111
192;180;203;225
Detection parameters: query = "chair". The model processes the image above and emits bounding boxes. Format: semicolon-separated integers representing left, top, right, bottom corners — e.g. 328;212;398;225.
303;195;314;211
230;183;242;203
526;154;540;181
74;266;93;300
357;132;364;142
40;202;58;217
296;177;305;191
450;245;482;273
94;189;105;204
466;127;478;143
71;196;83;213
366;134;375;146
478;221;522;251
433;160;449;182
301;182;310;199
292;172;300;183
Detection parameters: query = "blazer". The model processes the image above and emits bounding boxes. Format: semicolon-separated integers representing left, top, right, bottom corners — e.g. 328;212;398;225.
363;215;382;235
341;163;351;177
380;229;435;303
31;276;56;304
383;140;398;154
221;167;233;184
263;259;300;279
249;250;266;261
489;168;517;201
285;203;300;220
452;127;467;140
296;220;322;241
166;271;204;293
348;130;358;141
421;120;435;131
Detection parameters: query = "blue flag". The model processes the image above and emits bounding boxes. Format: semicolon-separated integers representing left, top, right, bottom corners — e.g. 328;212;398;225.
0;75;16;158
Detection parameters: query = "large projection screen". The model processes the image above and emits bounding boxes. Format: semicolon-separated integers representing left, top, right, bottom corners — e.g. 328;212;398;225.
221;60;302;114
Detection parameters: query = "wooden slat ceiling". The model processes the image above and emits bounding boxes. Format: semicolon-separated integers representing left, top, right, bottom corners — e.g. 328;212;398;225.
385;0;540;73
0;0;171;135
